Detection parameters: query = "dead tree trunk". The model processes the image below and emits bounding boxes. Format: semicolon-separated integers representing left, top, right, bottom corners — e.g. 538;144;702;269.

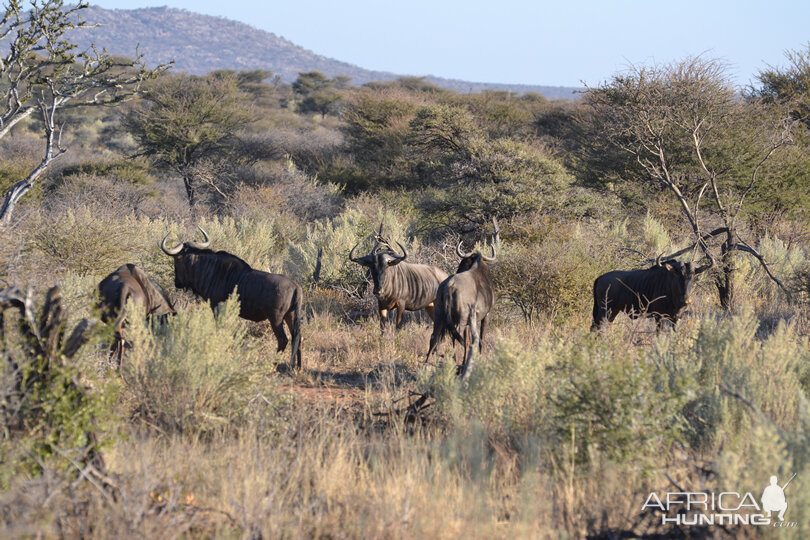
716;229;736;310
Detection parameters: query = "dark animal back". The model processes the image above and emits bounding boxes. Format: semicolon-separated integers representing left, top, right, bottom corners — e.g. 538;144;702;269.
181;249;252;304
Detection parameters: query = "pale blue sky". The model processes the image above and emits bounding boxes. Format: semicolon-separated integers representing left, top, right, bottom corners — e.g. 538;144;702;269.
89;1;809;88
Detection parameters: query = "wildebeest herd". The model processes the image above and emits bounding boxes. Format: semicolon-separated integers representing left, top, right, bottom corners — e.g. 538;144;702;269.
98;223;713;374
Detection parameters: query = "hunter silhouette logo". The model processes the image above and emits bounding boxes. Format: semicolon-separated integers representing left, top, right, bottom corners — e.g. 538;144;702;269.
761;474;795;522
642;473;799;527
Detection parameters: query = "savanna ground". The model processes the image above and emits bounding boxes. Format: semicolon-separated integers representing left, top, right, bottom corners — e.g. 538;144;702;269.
2;30;810;537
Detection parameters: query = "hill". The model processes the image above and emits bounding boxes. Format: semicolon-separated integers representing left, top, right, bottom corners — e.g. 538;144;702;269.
71;6;579;99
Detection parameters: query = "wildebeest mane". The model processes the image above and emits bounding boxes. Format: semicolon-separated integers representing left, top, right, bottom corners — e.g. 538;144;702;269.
179;247;253;302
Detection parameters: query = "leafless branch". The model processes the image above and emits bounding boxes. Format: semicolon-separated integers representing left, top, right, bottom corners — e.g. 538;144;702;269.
728;239;792;301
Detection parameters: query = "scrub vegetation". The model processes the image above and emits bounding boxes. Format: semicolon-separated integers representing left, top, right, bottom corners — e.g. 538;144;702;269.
2;3;810;537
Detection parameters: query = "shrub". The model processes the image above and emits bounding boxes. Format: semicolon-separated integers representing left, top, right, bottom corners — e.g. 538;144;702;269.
493;224;618;323
229;159;343;223
671;311;809;449
640;212;672;256
285;205;419;291
196;216;287;272
0;287;116;483
34;207;140;275
551;336;688;466
55;158;157;186
425;331;690;469
45;173;154;216
417;138;572;227
123;296;285;437
338;88;424;191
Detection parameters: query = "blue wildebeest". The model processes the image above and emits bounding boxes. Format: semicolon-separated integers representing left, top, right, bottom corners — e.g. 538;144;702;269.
591;256;712;330
97;263;176;364
161;227;303;368
349;239;449;331
425;239;496;374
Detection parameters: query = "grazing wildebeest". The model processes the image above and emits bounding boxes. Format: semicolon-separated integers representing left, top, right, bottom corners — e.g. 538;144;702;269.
591;257;712;330
97;263;176;364
161;227;303;368
349;239;449;331
425;240;496;373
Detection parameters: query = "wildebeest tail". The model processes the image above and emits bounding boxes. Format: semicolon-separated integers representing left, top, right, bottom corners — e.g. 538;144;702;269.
114;289;132;333
290;285;303;369
445;289;465;346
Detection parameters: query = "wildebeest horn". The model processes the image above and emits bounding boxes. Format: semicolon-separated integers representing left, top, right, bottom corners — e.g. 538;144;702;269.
187;226;210;249
349;241;374;266
161;233;183;256
349;241;363;262
349;242;363;264
456;240;474;259
387;241;408;266
654;253;663;267
481;243;497;262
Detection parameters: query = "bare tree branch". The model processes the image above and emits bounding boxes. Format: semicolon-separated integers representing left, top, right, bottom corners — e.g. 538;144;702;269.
0;1;171;226
728;241;792;301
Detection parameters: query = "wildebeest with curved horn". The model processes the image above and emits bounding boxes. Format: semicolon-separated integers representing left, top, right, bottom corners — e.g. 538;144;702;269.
161;226;303;368
349;235;449;331
591;255;713;330
97;263;176;364
425;239;496;372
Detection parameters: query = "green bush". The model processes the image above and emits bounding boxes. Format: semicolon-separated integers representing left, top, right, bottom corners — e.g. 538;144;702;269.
34;207;140;275
493;225;618;323
0;288;116;484
123;296;285;437
57;158;157;186
667;311;810;449
285;205;419;291
417;138;572;226
339;88;423;191
196;215;287;272
424;331;689;469
551;336;688;466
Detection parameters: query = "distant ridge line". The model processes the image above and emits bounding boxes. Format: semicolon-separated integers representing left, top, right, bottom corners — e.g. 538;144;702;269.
68;5;580;99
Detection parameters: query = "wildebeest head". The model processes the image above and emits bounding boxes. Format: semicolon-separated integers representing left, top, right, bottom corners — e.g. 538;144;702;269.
659;259;695;307
455;240;496;272
349;241;407;295
161;226;213;289
656;256;712;307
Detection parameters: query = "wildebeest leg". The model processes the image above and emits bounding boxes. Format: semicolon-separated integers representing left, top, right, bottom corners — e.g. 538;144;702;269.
111;333;124;368
379;307;389;333
591;297;601;331
283;311;295;344
425;331;440;362
395;303;405;329
479;314;489;354
460;309;480;379
592;292;613;331
270;319;289;353
424;303;435;321
457;325;469;373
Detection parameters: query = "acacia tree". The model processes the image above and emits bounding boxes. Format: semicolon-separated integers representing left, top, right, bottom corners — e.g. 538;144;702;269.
584;57;795;309
408;104;570;229
756;43;810;131
292;71;341;117
0;0;167;226
123;73;252;207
